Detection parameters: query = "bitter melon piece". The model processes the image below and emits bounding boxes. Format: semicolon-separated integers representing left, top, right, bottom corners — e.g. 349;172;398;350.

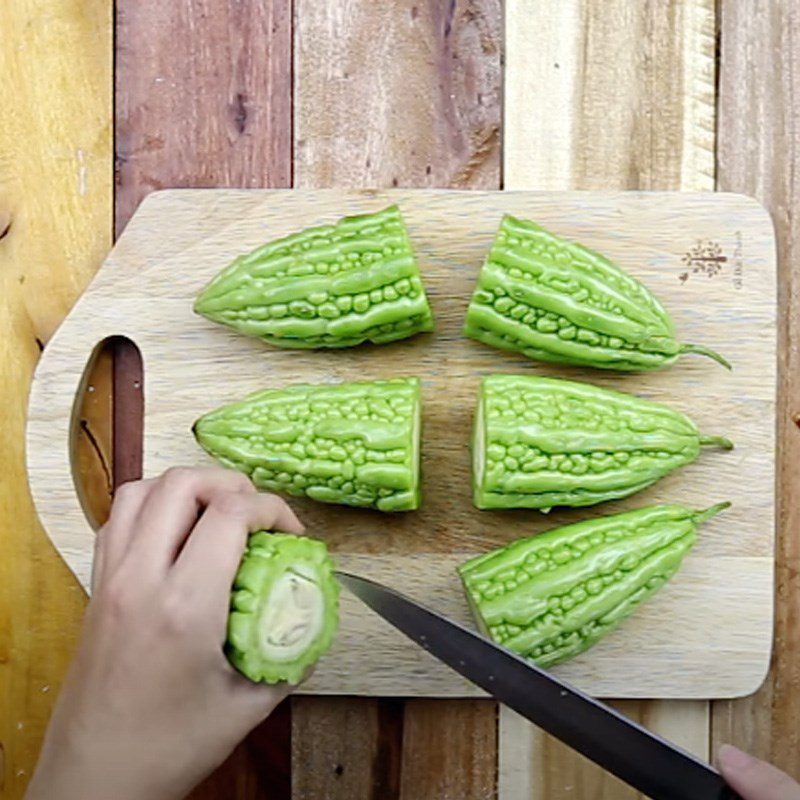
227;532;339;684
463;215;730;371
458;502;729;668
473;374;732;511
194;205;434;348
193;377;422;512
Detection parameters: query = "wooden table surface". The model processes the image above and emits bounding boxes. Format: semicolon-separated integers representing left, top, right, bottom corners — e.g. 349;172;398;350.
1;1;797;798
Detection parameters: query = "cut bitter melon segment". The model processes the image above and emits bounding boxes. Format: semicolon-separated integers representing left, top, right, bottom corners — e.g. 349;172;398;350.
463;215;730;371
227;532;339;684
194;205;434;348
472;374;733;511
193;377;422;512
458;502;729;668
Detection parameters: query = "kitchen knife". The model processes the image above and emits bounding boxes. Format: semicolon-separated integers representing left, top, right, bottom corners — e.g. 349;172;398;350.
336;571;738;800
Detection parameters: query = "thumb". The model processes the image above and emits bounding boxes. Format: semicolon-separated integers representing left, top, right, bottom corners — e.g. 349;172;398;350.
718;745;800;800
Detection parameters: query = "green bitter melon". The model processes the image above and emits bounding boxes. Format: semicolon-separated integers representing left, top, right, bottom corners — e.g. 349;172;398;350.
473;374;732;511
458;502;729;668
227;532;339;684
463;215;730;371
194;205;434;348
194;377;422;512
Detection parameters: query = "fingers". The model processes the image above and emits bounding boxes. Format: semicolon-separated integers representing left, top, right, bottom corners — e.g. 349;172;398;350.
92;478;156;591
718;745;800;800
171;490;304;613
124;467;256;579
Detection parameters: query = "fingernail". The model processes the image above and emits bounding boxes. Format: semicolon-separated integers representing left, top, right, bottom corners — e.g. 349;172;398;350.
719;744;753;771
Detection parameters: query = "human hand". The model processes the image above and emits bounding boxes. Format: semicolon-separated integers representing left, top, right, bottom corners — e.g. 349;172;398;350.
719;744;800;800
26;466;304;800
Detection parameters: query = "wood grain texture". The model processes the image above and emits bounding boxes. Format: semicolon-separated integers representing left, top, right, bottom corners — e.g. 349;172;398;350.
26;188;774;698
73;344;114;527
292;697;404;800
113;4;294;797
293;4;502;797
0;0;112;797
115;0;292;235
504;0;716;191
711;0;799;778
501;1;720;795
499;703;709;799
399;700;497;798
293;0;501;190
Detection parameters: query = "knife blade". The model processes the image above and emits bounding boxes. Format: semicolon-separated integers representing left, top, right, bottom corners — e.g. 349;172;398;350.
336;571;738;800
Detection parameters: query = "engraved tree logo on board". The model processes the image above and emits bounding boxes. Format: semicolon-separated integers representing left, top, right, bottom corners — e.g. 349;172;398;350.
678;240;728;284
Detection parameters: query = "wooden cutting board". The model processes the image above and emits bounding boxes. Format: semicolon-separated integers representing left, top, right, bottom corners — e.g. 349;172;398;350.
27;189;775;698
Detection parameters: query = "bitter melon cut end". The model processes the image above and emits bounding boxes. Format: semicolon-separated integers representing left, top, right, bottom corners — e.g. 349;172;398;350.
471;385;487;509
227;533;339;685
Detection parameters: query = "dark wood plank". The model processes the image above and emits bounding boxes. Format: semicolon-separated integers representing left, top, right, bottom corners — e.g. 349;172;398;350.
113;2;293;797
399;700;497;798
74;343;114;526
711;0;800;777
112;336;144;487
292;1;502;797
115;0;292;234
292;697;404;800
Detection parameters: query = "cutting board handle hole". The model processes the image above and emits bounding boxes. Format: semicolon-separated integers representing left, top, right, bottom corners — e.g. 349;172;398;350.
71;336;144;529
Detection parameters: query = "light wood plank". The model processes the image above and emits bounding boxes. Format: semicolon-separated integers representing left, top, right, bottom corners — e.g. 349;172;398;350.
293;2;502;797
500;703;709;800
294;0;501;191
0;0;112;797
501;0;719;796
113;2;294;796
505;0;716;191
711;0;799;779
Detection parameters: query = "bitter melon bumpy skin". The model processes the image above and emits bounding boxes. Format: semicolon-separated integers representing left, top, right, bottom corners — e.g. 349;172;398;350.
193;377;422;512
227;533;339;684
458;502;729;668
194;205;434;348
463;215;730;371
473;374;733;511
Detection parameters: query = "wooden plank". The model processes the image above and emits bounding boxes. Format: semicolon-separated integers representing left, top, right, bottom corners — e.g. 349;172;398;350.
293;0;501;190
0;0;112;797
111;336;144;488
711;0;800;777
501;0;718;795
500;703;710;799
114;2;293;797
115;0;292;234
504;0;715;192
293;1;501;797
292;697;404;800
399;700;497;798
73;344;114;527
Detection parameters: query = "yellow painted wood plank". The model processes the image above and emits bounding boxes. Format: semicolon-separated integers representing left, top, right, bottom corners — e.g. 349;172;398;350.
0;0;112;795
500;1;718;796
